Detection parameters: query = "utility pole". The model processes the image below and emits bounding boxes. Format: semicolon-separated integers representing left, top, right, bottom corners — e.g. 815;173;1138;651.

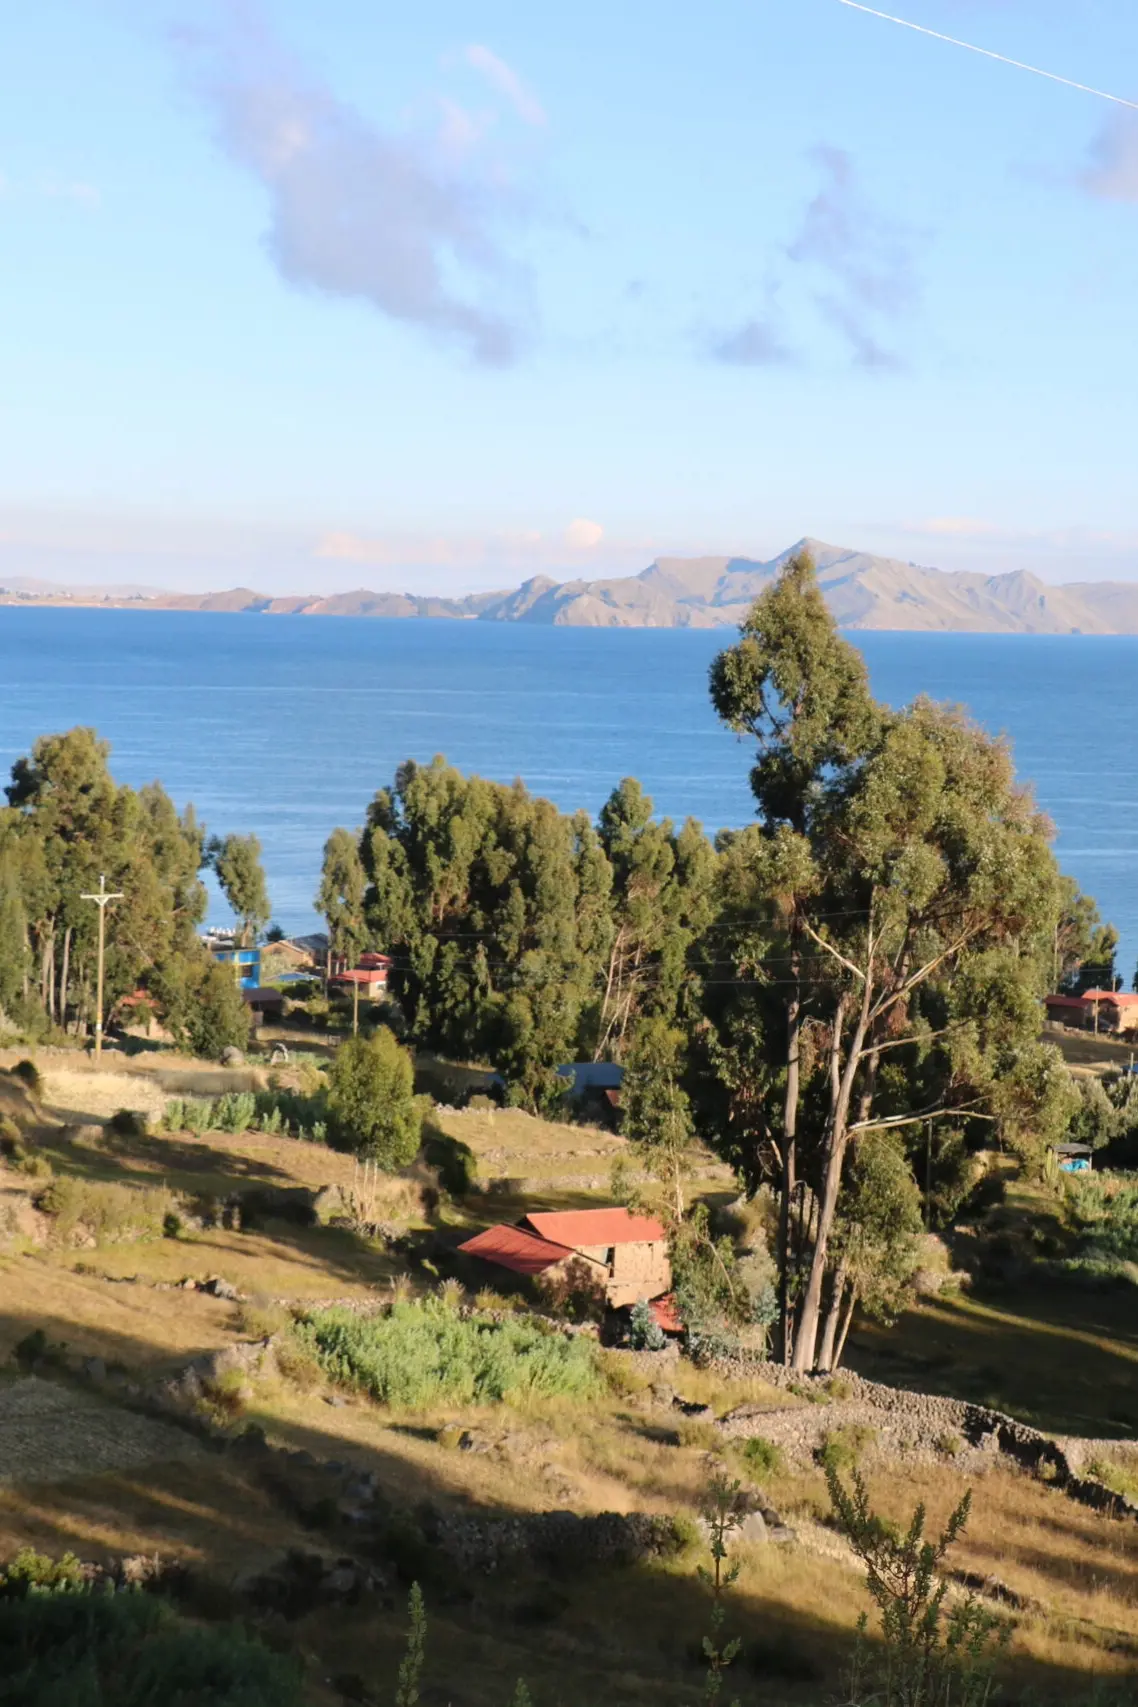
352;974;360;1037
81;874;123;1060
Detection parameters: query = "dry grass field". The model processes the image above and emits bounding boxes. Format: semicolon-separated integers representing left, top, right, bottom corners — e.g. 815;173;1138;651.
0;1048;1137;1702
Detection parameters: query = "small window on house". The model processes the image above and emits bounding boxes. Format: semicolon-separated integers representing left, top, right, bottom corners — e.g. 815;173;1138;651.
605;1247;615;1267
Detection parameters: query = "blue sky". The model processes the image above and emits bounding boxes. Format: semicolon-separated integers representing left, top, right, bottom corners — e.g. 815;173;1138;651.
2;0;1137;593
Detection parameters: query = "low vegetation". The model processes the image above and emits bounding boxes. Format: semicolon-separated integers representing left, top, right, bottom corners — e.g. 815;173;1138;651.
0;1586;302;1707
35;1175;174;1246
298;1296;603;1408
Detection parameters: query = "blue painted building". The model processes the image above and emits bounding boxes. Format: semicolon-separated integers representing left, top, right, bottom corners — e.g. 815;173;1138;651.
208;943;262;990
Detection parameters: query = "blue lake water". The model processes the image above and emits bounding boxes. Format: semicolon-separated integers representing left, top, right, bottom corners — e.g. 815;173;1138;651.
0;609;1134;976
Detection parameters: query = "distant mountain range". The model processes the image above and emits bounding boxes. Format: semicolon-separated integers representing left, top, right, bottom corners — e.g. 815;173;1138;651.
6;538;1138;633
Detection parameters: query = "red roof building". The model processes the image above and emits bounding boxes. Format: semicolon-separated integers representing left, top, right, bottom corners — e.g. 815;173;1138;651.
523;1208;666;1248
460;1205;672;1310
1045;990;1138;1036
457;1224;575;1278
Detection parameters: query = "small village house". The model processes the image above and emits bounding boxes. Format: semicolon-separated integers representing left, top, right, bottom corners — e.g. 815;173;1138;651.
329;955;392;1002
459;1206;671;1310
1044;988;1138;1036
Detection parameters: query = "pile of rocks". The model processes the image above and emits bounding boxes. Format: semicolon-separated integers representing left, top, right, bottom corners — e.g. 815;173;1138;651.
428;1507;680;1575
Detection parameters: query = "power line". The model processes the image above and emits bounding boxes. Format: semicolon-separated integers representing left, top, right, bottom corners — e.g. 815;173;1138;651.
835;0;1138;111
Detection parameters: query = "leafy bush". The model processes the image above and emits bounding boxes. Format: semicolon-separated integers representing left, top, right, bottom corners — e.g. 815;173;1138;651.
36;1177;174;1245
213;1091;256;1133
298;1298;601;1408
739;1435;786;1483
0;1585;302;1706
108;1109;147;1139
1065;1174;1138;1274
1085;1457;1138;1502
9;1061;42;1097
818;1425;877;1474
0;1549;86;1598
327;1029;421;1167
628;1298;667;1351
828;1466;1009;1707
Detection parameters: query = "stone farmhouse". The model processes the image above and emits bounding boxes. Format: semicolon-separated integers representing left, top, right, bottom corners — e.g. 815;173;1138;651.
458;1206;671;1310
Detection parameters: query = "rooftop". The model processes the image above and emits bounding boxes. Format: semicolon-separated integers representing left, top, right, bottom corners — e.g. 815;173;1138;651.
524;1207;666;1247
457;1223;574;1277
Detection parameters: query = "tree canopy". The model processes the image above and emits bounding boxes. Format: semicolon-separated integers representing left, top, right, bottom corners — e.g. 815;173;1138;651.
697;548;1089;1371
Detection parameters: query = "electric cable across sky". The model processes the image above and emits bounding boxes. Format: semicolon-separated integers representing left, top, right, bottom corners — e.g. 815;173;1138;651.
835;0;1138;111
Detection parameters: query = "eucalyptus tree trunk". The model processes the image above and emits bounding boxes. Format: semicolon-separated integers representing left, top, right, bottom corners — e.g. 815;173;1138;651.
59;926;72;1029
792;987;871;1373
777;974;801;1364
817;1257;850;1373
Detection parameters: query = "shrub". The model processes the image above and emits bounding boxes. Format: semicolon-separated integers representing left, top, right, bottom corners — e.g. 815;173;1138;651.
818;1425;877;1474
298;1298;601;1408
36;1177;174;1245
327;1028;422;1167
0;1548;86;1599
937;1431;965;1459
827;1466;1009;1707
214;1091;256;1133
628;1298;667;1352
1085;1457;1138;1501
9;1060;42;1097
0;1586;302;1706
739;1435;786;1483
676;1416;721;1451
272;1334;324;1392
107;1109;147;1139
12;1330;50;1373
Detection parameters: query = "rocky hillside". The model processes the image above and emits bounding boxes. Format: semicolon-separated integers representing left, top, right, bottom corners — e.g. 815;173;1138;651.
7;537;1138;632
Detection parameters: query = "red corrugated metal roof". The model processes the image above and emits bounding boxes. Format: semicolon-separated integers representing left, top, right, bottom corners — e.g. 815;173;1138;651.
330;968;388;985
1083;989;1138;1005
649;1294;683;1334
524;1207;666;1247
457;1223;574;1277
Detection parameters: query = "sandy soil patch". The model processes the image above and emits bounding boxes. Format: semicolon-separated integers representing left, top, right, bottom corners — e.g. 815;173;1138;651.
0;1377;202;1485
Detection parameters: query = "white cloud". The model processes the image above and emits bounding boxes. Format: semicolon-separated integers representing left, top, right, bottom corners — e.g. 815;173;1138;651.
565;517;603;550
464;45;546;127
177;6;537;365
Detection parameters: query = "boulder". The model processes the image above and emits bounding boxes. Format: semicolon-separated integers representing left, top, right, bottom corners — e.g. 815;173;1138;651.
220;1046;245;1068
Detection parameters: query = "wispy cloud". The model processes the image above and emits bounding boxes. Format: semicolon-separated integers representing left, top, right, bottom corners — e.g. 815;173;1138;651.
711;314;794;368
175;5;540;364
465;45;546;127
788;145;918;368
709;147;918;373
1081;114;1138;202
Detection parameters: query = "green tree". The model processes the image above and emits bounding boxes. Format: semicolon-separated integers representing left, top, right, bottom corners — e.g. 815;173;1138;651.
209;832;270;947
361;759;611;1105
702;550;1073;1372
317;826;367;972
622;1016;695;1220
155;954;251;1060
2;728;207;1035
327;1026;421;1166
593;778;715;1058
1050;875;1118;994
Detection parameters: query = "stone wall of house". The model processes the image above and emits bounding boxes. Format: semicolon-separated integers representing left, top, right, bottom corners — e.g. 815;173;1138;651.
712;1360;1138;1523
608;1240;672;1307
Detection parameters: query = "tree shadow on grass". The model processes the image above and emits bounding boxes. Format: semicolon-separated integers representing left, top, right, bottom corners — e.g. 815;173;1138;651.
848;1280;1138;1439
0;1313;1133;1705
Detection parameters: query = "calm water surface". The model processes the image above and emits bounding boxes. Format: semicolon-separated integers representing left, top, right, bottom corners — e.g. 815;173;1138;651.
0;610;1133;971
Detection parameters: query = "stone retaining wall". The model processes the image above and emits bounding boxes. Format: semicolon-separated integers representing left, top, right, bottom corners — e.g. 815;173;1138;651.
714;1360;1138;1522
